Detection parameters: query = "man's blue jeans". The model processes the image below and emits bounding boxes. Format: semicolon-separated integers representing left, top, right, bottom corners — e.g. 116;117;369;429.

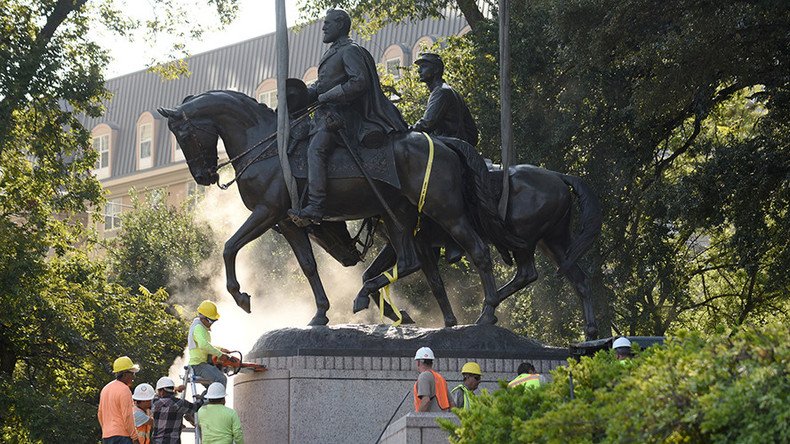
192;362;227;387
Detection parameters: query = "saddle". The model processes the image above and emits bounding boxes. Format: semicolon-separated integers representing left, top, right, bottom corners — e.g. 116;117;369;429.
286;120;401;190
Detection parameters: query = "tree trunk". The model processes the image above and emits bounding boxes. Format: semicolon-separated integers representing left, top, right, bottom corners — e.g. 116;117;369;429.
456;0;485;31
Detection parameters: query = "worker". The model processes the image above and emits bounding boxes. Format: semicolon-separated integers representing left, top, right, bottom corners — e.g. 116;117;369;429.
508;362;541;389
197;382;244;444
612;337;633;361
98;356;141;444
451;362;482;409
188;300;231;387
132;383;155;444
151;376;204;443
413;346;454;412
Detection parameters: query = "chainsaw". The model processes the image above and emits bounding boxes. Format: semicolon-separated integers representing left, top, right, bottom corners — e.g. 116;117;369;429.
211;350;267;376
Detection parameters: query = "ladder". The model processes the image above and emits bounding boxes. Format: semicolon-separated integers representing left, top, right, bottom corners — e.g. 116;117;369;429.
182;365;214;444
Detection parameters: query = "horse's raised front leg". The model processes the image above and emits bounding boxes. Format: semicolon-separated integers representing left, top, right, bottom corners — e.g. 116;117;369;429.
278;220;330;326
224;206;279;313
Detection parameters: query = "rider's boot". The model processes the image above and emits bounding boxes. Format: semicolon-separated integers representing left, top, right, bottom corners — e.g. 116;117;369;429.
289;146;327;227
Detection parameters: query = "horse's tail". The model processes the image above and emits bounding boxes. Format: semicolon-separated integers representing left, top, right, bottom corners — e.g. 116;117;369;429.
447;140;527;262
558;174;602;273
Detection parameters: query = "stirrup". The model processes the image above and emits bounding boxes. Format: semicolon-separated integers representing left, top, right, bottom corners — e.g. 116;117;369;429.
288;208;323;227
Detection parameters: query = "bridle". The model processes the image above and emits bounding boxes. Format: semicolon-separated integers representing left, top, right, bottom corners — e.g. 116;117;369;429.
171;103;321;190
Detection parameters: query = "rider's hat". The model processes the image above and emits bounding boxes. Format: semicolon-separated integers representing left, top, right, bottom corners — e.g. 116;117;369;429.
414;52;444;71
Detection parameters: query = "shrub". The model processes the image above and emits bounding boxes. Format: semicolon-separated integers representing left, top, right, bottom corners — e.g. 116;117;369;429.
441;320;789;443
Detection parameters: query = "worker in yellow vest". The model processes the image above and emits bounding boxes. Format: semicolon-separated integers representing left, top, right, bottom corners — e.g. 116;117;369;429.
508;362;541;389
188;300;231;387
413;347;454;412
451;362;482;409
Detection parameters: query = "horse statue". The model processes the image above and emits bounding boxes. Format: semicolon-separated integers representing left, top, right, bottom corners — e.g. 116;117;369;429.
363;164;602;340
157;90;521;326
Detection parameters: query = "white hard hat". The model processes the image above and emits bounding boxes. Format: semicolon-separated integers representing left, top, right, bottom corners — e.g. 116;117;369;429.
414;346;435;360
205;382;227;400
132;383;155;401
613;337;632;349
156;376;176;391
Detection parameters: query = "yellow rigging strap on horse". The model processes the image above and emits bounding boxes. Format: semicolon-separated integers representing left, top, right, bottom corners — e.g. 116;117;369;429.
379;133;434;326
415;132;435;235
379;264;403;326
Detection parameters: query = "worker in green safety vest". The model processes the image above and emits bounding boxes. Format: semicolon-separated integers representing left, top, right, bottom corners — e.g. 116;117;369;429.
508;362;541;389
451;362;482;409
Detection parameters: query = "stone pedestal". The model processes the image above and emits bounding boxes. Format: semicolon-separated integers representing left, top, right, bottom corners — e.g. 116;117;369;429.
233;324;568;444
380;413;458;444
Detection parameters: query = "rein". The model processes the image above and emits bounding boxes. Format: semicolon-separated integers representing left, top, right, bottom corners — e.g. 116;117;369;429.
214;103;321;190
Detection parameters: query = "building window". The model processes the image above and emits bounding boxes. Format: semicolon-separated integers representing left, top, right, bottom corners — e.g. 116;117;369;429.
172;134;184;161
385;58;402;78
256;78;278;109
258;90;277;109
381;44;406;80
303;67;318;86
93;134;110;178
138;122;153;169
104;198;123;231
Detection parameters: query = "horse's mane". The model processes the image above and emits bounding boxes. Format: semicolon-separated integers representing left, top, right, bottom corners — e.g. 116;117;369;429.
181;90;276;128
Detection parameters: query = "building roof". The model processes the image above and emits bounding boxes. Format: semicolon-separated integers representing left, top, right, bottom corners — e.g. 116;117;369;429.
81;15;467;180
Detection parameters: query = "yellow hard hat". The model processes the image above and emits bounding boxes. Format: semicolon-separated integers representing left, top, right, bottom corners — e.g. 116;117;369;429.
197;300;220;320
112;356;140;373
461;362;482;375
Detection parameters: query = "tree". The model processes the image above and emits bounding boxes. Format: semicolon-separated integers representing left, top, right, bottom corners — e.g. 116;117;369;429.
107;191;217;296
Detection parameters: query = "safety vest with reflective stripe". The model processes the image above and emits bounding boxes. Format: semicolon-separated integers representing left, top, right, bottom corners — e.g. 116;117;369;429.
451;384;474;409
413;369;450;411
508;373;540;389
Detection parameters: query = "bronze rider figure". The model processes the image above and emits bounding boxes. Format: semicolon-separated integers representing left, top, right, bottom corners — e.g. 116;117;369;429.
288;9;407;227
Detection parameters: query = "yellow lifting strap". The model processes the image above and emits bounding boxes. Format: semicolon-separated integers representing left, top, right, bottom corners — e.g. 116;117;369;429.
414;132;435;235
379;264;403;326
379;132;435;326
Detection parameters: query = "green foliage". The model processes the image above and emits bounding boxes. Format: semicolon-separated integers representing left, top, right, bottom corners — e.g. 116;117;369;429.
444;320;790;443
107;191;216;295
0;250;185;443
1;1;238;440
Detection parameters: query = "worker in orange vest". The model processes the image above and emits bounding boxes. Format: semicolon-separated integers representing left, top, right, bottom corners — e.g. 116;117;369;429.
131;383;154;444
413;347;454;412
